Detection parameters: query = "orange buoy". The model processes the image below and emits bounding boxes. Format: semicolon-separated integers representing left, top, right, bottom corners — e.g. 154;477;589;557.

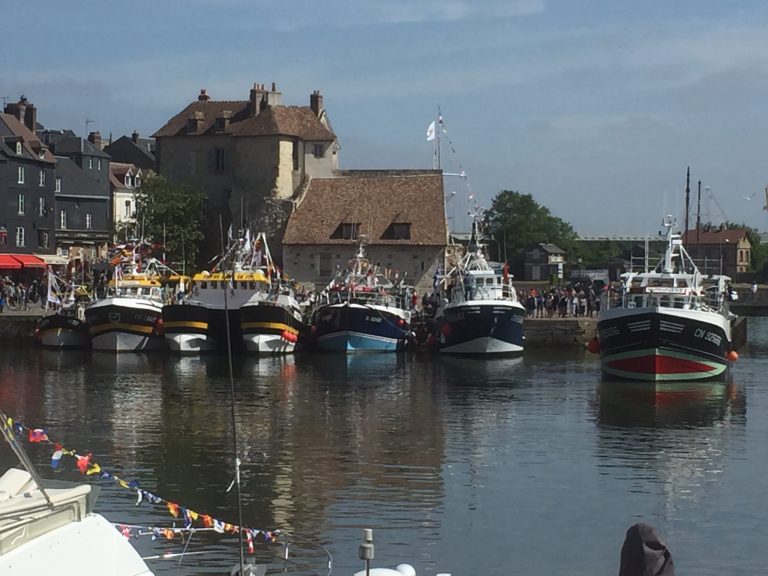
587;337;600;354
728;350;739;362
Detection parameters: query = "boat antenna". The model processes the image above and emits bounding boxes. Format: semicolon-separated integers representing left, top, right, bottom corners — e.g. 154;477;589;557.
220;214;246;576
684;167;690;242
696;180;702;247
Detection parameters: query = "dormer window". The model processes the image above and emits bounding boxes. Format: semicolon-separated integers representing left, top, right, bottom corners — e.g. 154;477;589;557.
15;142;22;155
97;158;102;170
313;144;324;158
88;157;93;169
381;222;411;240
330;222;360;240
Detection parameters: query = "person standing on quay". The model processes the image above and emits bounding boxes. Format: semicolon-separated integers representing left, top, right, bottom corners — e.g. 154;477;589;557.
752;281;758;302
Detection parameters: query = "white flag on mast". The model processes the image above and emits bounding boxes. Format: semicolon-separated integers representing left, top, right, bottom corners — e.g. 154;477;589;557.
426;121;436;142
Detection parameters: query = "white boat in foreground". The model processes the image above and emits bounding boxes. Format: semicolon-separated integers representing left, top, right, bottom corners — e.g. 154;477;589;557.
0;414;154;575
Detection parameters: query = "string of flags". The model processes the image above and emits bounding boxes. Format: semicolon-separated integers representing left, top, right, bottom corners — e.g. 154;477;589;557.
7;417;279;551
426;111;478;207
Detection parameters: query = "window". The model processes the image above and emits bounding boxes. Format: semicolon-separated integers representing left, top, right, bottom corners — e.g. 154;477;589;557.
214;148;225;173
124;200;131;218
292;139;299;170
38;230;49;249
381;222;411;240
88;157;93;169
97;159;102;170
330;222;360;240
39;169;45;187
86;213;92;229
38;149;45;160
55;177;61;193
15;227;25;247
17;166;25;184
17;193;25;215
126;175;132;187
15;142;22;155
317;253;333;276
39;197;46;217
313;144;324;158
60;209;67;229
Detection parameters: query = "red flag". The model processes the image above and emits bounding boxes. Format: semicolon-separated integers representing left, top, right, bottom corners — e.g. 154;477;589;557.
28;428;48;443
76;453;92;474
167;502;180;518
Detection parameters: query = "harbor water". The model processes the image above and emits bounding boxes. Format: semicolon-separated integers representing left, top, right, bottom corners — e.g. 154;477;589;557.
2;319;768;575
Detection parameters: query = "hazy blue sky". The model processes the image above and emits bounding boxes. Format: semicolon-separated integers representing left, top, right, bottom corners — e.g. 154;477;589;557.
4;1;768;235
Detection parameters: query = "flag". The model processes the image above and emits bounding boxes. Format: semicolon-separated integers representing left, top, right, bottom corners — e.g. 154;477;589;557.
426;121;435;141
29;428;48;443
51;445;63;469
227;224;233;242
243;229;252;253
76;453;92;473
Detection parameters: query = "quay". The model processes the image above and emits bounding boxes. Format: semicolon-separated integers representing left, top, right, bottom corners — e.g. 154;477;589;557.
0;309;748;349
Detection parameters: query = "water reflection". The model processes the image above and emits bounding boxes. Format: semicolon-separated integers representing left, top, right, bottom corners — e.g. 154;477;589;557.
594;376;746;518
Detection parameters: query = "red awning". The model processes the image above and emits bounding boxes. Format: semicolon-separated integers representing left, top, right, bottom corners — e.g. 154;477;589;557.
0;255;22;270
9;254;46;269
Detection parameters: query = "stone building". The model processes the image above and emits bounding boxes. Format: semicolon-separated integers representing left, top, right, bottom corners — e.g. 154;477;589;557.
682;227;752;277
153;83;337;265
282;170;447;293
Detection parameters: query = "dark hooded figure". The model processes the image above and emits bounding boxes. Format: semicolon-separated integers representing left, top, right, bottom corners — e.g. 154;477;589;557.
619;523;674;576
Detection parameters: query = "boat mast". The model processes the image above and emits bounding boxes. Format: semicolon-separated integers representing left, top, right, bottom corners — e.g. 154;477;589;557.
219;214;246;576
684;167;690;243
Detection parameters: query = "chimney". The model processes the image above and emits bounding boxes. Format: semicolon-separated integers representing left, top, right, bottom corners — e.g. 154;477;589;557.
310;90;324;117
265;82;282;108
198;88;210;102
131;130;139;144
88;131;102;149
249;83;265;117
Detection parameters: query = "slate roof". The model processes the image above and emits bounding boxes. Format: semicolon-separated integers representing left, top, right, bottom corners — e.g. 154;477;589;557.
53;136;110;158
104;135;156;169
0;113;56;164
682;228;750;245
283;171;447;246
54;156;110;198
153;100;334;141
528;242;566;254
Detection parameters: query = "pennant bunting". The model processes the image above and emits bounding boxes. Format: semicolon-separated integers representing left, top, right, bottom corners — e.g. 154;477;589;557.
29;428;48;443
167;502;180;518
76;453;92;473
50;444;63;470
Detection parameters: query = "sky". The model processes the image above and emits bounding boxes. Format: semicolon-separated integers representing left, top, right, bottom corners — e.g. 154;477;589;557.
4;0;768;236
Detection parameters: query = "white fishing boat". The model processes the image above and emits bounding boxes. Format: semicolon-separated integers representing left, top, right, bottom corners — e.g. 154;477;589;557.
35;267;90;349
432;214;526;355
596;215;738;381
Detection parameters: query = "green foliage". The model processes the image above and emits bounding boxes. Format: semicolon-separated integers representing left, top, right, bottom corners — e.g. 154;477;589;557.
134;174;205;273
484;190;579;261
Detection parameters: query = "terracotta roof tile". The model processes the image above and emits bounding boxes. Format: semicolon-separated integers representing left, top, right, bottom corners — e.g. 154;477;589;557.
0;113;56;164
153;100;334;141
682;228;749;245
284;171;447;246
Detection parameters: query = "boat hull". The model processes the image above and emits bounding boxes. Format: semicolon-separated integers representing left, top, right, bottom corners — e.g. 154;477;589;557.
162;303;234;354
240;301;304;354
597;308;731;381
437;300;526;355
36;314;90;349
86;298;166;352
313;303;410;352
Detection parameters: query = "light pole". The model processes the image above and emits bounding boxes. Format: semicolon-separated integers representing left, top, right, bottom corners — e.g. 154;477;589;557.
720;238;729;276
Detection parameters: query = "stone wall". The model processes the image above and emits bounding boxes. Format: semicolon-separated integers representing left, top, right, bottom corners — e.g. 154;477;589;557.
0;317;36;343
524;318;596;348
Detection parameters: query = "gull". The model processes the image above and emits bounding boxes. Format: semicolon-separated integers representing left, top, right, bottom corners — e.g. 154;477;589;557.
743;191;757;200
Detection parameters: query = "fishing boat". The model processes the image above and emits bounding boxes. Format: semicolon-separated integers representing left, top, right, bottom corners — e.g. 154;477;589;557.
85;259;167;352
309;239;412;352
239;232;306;354
432;214;526;355
162;232;271;354
596;215;737;381
35;268;90;349
0;411;154;576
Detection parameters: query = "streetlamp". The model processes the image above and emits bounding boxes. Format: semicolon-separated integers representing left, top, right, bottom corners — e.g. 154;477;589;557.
720;238;730;276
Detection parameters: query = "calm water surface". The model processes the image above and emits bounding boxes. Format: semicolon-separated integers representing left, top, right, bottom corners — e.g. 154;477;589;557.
2;319;768;575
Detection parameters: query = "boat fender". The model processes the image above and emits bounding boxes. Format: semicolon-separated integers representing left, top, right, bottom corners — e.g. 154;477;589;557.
154;317;164;335
353;566;416;576
587;337;600;354
728;350;739;362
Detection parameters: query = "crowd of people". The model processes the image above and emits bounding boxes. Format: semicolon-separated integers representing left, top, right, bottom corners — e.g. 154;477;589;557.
521;282;602;319
0;277;43;313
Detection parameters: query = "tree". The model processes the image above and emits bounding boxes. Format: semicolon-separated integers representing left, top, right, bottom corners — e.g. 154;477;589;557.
134;174;205;274
484;190;579;261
